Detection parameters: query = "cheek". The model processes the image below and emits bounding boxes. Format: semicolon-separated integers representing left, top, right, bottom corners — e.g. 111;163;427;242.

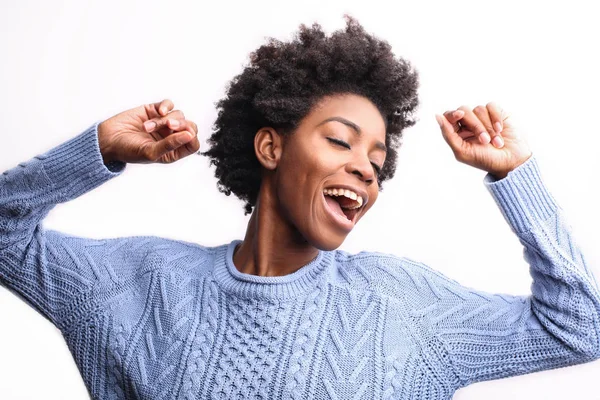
274;151;313;217
362;188;379;215
278;144;335;188
274;146;336;220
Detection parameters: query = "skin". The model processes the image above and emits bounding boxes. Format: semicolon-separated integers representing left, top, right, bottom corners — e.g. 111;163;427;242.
234;94;386;276
98;95;532;277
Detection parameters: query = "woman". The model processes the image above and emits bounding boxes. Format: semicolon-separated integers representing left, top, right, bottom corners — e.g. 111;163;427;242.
1;16;599;400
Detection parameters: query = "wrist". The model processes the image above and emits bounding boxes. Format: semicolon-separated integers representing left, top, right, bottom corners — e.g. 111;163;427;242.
489;152;533;181
491;171;509;180
97;121;116;164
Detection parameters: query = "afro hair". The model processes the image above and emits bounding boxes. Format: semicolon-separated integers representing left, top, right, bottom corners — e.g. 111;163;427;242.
202;15;419;214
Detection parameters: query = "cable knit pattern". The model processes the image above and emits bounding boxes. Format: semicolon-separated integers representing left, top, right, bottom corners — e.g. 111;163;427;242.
1;122;600;400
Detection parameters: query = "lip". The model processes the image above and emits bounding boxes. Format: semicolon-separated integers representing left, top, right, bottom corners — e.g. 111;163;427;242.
321;183;368;232
322;184;369;208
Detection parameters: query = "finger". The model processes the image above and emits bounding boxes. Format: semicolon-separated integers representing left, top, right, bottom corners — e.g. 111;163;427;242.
179;120;199;155
167;118;197;136
436;114;464;154
143;110;185;133
486;102;504;134
175;134;201;159
456;106;491;144
473;105;504;148
157;99;174;116
443;109;478;140
167;119;198;138
443;110;464;133
152;119;199;161
143;131;195;162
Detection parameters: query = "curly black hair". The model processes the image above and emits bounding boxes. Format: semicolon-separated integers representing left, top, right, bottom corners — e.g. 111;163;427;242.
202;15;420;215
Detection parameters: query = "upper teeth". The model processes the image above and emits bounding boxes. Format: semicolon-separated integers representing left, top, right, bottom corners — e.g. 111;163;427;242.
322;188;363;208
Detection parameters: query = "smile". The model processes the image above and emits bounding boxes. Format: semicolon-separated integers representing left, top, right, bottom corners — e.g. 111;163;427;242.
321;186;366;232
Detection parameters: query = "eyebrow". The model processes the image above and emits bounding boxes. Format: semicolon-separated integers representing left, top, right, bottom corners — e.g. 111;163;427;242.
317;116;387;152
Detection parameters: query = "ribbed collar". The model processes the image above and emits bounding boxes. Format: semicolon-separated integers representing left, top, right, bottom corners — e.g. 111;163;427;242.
212;240;334;300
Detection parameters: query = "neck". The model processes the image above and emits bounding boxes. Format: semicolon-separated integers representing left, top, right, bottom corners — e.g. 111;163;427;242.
233;185;319;277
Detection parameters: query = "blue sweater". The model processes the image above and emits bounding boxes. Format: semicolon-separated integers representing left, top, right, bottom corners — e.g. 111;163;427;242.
1;122;599;400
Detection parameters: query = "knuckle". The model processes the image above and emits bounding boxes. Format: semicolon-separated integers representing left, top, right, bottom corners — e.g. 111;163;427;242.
170;110;184;119
158;116;173;127
180;121;195;135
473;105;486;114
151;117;164;127
140;144;156;161
164;139;178;152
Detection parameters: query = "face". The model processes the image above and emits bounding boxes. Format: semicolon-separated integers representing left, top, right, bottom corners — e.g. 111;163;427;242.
269;93;387;250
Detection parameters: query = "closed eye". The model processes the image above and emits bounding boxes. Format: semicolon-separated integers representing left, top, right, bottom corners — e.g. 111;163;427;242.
327;137;382;177
326;137;351;149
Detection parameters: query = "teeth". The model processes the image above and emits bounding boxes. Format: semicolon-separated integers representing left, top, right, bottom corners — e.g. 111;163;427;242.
322;188;364;208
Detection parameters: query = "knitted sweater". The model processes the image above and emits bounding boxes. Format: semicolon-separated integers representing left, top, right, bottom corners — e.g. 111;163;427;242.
1;122;599;400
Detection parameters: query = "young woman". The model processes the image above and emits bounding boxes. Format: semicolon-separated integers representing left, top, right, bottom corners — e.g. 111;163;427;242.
1;16;599;400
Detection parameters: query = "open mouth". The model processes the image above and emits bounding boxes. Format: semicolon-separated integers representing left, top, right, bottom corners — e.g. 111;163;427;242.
322;187;364;228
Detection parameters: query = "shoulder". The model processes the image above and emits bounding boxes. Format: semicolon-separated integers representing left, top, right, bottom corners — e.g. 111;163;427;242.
46;230;225;281
331;248;466;300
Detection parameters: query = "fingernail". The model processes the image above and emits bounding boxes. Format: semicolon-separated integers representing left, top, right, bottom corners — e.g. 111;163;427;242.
160;106;167;115
492;136;504;147
453;110;465;118
435;114;443;128
144;121;156;132
494;122;502;133
169;119;179;129
480;131;491;143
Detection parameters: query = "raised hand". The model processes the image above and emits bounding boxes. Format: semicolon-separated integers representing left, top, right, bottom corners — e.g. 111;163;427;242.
435;103;533;179
98;99;200;164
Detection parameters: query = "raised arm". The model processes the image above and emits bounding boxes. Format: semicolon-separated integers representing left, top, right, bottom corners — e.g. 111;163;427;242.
0;99;199;328
402;103;600;388
395;153;600;389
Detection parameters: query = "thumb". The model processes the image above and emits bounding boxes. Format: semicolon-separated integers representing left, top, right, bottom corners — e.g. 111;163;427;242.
146;131;194;161
436;114;464;154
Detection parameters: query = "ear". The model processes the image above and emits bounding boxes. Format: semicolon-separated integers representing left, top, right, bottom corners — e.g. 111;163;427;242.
254;127;282;170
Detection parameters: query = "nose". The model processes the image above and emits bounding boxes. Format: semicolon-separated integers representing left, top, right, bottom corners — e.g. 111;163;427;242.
346;153;376;185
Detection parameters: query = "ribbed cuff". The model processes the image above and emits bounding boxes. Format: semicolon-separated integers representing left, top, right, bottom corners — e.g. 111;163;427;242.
483;154;559;234
36;121;126;201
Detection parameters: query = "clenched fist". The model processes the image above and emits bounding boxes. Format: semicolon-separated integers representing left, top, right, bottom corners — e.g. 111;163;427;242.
435;102;533;180
98;99;200;164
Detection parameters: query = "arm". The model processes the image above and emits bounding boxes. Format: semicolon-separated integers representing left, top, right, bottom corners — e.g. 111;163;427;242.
0;122;126;327
404;154;600;388
0;99;202;334
0;99;200;330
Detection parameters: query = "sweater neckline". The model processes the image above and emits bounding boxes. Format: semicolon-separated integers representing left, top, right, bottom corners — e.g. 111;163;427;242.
213;240;334;300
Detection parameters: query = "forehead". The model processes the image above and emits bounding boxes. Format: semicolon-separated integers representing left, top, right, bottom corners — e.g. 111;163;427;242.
304;94;387;139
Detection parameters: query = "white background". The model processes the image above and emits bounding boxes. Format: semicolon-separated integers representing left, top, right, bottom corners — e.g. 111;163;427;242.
1;0;599;399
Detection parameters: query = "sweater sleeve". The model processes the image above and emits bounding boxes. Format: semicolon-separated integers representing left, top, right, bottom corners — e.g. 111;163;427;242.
0;122;126;327
400;154;600;389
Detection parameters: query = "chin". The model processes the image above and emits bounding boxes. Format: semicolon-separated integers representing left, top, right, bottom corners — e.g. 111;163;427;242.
303;230;347;251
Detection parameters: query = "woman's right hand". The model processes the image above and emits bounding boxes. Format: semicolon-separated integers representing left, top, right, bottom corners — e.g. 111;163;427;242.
98;99;200;164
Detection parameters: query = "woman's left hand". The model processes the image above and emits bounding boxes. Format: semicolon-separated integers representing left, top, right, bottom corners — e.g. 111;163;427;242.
435;102;533;179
